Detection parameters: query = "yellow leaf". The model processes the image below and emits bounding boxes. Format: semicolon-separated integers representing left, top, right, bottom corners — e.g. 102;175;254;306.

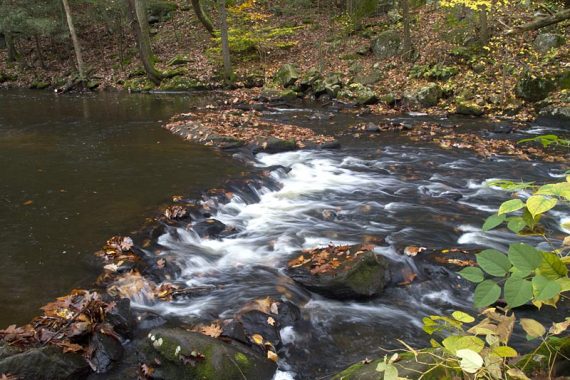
251;334;264;345
520;318;545;338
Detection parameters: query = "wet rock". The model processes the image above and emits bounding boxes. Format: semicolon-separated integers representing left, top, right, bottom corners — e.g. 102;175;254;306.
371;30;401;59
275;64;300;87
332;350;460;380
88;332;124;373
533;33;566;54
287;245;390;300
415;83;442;107
0;346;91;380
492;125;513;134
455;99;484;116
145;328;277;380
105;298;135;339
252;136;297;154
193;218;226;239
515;74;555;102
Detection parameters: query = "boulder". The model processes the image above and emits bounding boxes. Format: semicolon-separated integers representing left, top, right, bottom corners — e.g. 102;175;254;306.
539;105;570;120
145;328;277;380
533;33;566;54
297;69;322;93
339;83;378;105
0;346;90;380
354;70;383;86
332;350;460;380
88;332;124;373
415;83;442;107
193;219;226;239
558;70;570;90
286;245;390;299
275;64;299;87
371;30;401;59
515;75;556;102
455;99;484;116
314;73;343;98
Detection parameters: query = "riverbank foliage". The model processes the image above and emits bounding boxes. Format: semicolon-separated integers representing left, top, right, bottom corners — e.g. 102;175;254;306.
0;0;568;119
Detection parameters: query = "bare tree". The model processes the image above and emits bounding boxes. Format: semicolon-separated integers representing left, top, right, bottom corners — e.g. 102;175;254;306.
401;0;413;59
219;0;232;83
127;0;163;85
61;0;86;80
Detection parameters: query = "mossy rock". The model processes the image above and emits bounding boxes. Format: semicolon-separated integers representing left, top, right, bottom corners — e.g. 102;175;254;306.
296;68;322;92
455;99;484;116
415;83;442;107
30;81;50;90
533;33;566;54
515;75;556;102
159;76;205;91
353;70;383;86
127;68;146;79
558;70;570;90
275;63;300;87
124;77;155;92
146;328;276;380
339;83;378;105
167;55;190;67
332;349;460;380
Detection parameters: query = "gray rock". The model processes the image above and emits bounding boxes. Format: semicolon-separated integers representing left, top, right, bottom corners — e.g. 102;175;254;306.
145;328;277;380
0;346;90;380
371;30;401;59
314;73;343;98
339;83;378;105
539;105;570;120
354;70;383;85
275;64;300;87
533;33;566;54
88;332;124;373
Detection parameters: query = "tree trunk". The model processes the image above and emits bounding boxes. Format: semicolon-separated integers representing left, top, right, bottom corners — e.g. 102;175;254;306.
5;31;17;63
127;0;162;85
61;0;86;81
190;0;215;36
34;35;46;69
479;8;489;44
401;0;413;59
219;0;232;84
507;9;570;34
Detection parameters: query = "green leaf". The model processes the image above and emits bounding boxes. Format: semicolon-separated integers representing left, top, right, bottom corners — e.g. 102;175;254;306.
535;182;570;200
507;217;527;234
522;208;540;231
520;318;545;338
443;335;485;354
532;275;561;301
458;267;485;283
538;252;568;279
483;214;505;231
474;280;501;308
508;243;543;272
452;311;475;323
456;349;483;374
477;249;511;277
504;276;533;308
556;277;570;292
526;195;557;218
492;346;518;358
498;199;525;215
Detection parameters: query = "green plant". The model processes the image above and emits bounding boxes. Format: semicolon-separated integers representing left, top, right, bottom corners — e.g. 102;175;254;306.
518;134;570;148
410;64;459;80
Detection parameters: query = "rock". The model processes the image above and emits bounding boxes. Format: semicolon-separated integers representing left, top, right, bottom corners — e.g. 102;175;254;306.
278;88;300;101
533;33;566;54
88;332;124;373
515;75;556;102
287;245;390;299
365;123;380;132
193;219;226;238
275;64;300;87
339;83;378;105
539;105;570;120
0;346;91;380
314;73;343;98
558;70;570;90
167;55;190;66
30;81;50;90
356;45;370;55
354;70;382;86
87;80;100;90
455;99;484;116
415;83;442;107
252;136;297;153
297;69;322;93
332;350;460;380
147;1;178;22
145;328;277;380
371;30;401;59
105;298;135;339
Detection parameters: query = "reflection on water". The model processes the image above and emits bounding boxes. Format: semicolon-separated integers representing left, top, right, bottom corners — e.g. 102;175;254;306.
0;90;242;327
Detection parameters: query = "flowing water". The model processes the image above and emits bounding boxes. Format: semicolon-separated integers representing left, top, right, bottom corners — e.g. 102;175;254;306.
1;91;568;378
0;90;243;327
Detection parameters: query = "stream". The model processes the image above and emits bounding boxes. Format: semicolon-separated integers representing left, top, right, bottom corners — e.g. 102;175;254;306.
1;91;568;378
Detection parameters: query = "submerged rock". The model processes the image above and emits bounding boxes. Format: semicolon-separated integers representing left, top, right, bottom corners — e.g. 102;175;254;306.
193;218;226;239
145;328;277;380
287;245;390;299
0;346;90;380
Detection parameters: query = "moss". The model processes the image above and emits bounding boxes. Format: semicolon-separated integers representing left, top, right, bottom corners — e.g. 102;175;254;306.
234;352;250;367
124;77;155;92
159;76;206;91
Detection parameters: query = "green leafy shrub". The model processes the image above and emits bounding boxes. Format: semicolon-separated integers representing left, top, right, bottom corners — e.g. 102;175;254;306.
410;64;459;80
